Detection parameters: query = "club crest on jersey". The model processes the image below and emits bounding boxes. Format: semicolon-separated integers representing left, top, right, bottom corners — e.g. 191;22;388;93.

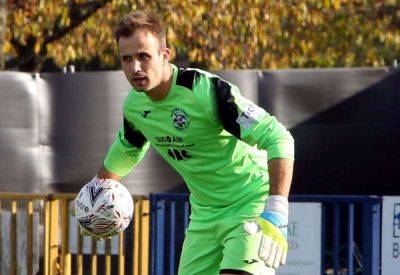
171;108;190;130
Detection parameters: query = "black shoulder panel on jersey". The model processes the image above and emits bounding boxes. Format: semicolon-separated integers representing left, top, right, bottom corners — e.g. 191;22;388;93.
211;77;241;139
176;68;199;90
123;117;147;148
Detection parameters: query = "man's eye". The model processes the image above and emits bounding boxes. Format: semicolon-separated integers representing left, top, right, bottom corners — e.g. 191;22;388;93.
139;54;149;60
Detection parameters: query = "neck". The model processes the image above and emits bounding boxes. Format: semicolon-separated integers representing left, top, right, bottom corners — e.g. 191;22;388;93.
145;64;173;101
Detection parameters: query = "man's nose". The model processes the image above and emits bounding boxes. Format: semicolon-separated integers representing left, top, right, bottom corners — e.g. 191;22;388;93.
132;60;141;73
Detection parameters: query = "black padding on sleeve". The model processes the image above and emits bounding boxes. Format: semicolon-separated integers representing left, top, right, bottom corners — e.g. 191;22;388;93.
123;117;147;148
176;68;199;90
220;269;253;275
211;77;241;139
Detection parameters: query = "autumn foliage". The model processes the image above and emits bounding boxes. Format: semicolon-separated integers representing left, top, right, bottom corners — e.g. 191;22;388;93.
3;0;400;71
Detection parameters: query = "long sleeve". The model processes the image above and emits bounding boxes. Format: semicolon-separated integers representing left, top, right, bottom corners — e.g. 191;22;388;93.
196;75;294;161
103;118;150;177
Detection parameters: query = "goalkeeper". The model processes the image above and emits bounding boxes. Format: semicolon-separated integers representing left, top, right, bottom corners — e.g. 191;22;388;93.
94;11;294;275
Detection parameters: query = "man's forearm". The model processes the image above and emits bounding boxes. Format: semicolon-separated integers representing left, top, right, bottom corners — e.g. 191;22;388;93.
97;165;122;181
267;158;294;197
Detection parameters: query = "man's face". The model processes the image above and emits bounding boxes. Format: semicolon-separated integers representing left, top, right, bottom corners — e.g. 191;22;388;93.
118;30;169;92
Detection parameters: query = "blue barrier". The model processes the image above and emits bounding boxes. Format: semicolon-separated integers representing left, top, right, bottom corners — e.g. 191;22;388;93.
150;194;189;275
150;194;382;275
291;195;381;275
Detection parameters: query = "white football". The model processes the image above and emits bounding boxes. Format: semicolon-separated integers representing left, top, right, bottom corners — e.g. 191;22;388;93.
75;178;134;238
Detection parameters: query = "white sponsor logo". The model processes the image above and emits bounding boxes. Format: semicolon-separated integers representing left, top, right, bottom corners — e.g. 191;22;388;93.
236;104;261;128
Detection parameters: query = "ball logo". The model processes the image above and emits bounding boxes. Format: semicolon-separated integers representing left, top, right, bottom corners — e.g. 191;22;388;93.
86;179;110;207
171;108;190;130
76;200;89;213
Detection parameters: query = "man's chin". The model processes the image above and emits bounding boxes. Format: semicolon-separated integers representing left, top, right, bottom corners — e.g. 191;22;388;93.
131;84;149;92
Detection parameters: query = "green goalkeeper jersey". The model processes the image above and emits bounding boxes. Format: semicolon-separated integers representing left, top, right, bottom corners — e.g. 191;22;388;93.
104;64;294;221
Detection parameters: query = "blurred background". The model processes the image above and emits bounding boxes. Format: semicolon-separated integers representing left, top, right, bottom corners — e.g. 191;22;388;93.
0;1;399;275
1;0;399;71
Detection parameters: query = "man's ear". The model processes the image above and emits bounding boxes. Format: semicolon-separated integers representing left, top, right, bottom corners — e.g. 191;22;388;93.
162;47;171;63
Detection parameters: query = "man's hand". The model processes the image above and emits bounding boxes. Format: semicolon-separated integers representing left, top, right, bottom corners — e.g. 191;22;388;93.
79;225;112;241
244;195;289;269
258;211;288;268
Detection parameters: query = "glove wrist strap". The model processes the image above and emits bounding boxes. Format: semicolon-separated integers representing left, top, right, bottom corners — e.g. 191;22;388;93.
266;195;289;217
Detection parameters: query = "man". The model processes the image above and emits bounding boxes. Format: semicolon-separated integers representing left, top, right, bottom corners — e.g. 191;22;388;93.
93;11;294;275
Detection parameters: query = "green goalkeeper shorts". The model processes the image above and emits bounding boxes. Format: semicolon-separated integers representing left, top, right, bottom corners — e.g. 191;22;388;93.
177;216;275;275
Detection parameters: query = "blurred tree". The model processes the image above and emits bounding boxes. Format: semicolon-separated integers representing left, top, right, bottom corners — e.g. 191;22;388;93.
3;0;400;71
5;0;113;71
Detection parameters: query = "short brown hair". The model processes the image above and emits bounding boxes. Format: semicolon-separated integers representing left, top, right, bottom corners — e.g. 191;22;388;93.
114;11;166;48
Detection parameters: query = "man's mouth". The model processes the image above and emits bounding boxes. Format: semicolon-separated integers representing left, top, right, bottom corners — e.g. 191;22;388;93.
132;75;146;80
131;76;147;85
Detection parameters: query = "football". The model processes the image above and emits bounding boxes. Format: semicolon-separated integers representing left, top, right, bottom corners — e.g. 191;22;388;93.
74;178;134;238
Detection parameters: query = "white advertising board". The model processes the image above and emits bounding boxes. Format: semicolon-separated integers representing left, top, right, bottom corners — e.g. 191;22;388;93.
277;202;322;275
382;196;400;274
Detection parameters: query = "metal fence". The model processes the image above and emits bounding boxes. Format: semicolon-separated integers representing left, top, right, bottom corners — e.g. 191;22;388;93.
0;192;150;275
291;195;381;275
0;192;383;274
150;193;382;275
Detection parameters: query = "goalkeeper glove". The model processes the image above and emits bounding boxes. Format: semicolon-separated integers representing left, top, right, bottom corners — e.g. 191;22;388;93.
244;195;289;269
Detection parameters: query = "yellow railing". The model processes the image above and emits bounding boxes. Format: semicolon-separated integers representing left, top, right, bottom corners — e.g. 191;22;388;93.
0;192;150;275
